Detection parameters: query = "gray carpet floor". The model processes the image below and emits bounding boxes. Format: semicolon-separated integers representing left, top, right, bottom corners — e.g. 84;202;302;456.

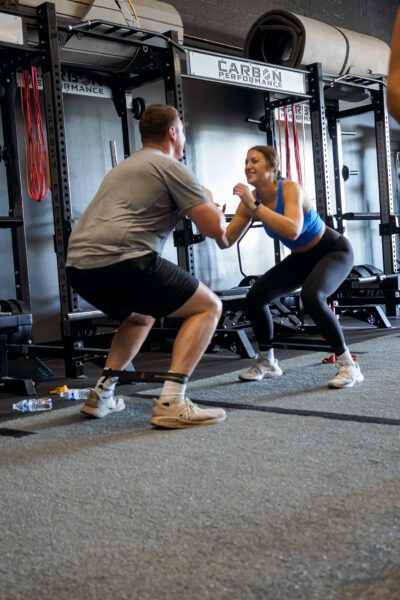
0;333;399;599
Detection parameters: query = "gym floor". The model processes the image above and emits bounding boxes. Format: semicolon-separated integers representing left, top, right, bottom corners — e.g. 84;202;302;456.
1;319;398;424
1;319;400;599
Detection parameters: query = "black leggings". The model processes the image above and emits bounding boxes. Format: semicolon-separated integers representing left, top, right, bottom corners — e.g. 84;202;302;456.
246;227;354;356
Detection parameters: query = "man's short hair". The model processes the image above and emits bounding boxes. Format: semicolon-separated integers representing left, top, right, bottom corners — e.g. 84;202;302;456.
139;104;179;143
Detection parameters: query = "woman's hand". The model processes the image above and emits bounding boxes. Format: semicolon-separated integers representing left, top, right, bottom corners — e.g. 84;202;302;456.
233;183;256;212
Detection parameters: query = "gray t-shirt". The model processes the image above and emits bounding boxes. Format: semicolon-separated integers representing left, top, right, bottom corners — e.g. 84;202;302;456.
66;148;208;269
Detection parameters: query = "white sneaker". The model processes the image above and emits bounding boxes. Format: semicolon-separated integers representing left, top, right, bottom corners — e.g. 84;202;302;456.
151;397;226;429
239;358;283;381
328;361;364;389
80;389;125;418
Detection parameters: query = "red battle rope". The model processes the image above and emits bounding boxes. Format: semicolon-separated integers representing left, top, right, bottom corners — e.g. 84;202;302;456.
291;104;303;185
20;67;50;202
283;106;291;179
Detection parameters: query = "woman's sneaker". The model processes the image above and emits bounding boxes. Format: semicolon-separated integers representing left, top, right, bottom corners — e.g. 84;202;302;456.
151;397;226;429
328;361;364;389
239;358;283;381
80;389;125;418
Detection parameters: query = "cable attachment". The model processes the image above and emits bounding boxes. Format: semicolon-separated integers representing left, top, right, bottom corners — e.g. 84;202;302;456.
131;97;146;119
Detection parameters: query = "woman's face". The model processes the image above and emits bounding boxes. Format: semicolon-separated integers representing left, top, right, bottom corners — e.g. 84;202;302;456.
245;150;275;186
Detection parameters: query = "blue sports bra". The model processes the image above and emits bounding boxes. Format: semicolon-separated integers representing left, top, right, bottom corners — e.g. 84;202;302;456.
259;179;324;250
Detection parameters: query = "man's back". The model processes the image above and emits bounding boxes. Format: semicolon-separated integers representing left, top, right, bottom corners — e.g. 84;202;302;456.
66;147;207;269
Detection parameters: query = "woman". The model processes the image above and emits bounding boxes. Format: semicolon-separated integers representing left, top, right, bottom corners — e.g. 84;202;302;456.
222;145;363;388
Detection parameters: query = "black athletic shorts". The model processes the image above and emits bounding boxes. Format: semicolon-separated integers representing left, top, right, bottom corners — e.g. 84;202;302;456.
67;252;199;321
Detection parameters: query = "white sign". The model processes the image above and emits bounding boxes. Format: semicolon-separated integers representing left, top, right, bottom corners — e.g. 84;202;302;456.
187;50;307;95
0;14;23;45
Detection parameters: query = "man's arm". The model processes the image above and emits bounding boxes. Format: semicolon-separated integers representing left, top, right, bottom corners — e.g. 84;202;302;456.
186;203;229;248
388;9;400;123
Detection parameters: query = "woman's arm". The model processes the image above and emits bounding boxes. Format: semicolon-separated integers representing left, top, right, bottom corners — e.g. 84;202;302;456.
233;181;304;240
388;9;400;124
221;202;253;248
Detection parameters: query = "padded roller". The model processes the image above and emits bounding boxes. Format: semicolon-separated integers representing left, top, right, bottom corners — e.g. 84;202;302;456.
244;10;390;78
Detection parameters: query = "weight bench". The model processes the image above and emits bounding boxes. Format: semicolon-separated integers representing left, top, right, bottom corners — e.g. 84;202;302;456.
0;311;36;395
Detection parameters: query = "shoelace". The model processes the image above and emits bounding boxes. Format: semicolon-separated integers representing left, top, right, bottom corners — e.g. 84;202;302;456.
335;363;355;379
179;397;198;418
247;360;271;374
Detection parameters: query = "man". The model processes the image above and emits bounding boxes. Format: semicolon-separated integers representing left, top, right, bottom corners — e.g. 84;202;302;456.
388;8;400;123
66;104;228;429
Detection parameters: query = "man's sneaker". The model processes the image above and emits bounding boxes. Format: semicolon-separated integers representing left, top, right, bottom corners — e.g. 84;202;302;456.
151;397;226;429
80;389;125;418
239;358;283;381
328;361;364;389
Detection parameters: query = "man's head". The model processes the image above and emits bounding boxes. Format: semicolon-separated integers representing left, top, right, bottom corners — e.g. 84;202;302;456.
139;104;185;159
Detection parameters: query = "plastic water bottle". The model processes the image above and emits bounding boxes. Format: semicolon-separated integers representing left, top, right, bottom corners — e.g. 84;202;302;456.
59;388;91;400
13;398;52;412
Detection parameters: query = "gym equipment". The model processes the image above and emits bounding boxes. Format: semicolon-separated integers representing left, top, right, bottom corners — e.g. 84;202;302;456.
103;368;188;385
332;264;399;328
19;67;50;202
238;276;259;287
131;97;146;119
0;299;33;345
0;301;36;395
341;165;359;181
244;10;390;78
8;0;184;69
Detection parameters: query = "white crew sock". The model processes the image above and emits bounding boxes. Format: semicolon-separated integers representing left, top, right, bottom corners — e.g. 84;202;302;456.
258;348;275;364
159;378;186;404
95;375;118;397
336;348;354;365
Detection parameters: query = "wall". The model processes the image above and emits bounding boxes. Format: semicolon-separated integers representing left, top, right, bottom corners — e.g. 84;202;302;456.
167;0;399;48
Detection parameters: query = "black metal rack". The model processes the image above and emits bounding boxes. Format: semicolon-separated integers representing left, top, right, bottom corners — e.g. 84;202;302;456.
0;2;188;376
326;75;397;273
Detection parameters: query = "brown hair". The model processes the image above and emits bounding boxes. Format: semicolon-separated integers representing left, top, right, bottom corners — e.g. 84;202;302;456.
248;145;281;179
139;104;180;143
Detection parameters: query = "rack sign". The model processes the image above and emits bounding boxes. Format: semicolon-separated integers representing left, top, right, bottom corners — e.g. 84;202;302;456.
186;50;307;95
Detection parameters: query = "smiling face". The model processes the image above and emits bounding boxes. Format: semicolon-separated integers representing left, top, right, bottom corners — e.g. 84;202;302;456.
245;148;278;187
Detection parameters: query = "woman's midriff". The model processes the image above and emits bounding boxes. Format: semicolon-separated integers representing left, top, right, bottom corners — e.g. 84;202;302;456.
291;224;326;253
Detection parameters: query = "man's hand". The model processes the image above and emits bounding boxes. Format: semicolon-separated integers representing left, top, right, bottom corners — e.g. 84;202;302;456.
202;185;226;212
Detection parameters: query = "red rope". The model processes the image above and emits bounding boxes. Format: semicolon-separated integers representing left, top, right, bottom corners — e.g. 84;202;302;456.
277;108;282;166
283;106;291;179
20;67;50;202
291;104;303;185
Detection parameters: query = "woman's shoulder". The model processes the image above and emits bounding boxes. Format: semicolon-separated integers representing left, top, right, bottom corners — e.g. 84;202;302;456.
281;180;311;210
281;178;301;190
